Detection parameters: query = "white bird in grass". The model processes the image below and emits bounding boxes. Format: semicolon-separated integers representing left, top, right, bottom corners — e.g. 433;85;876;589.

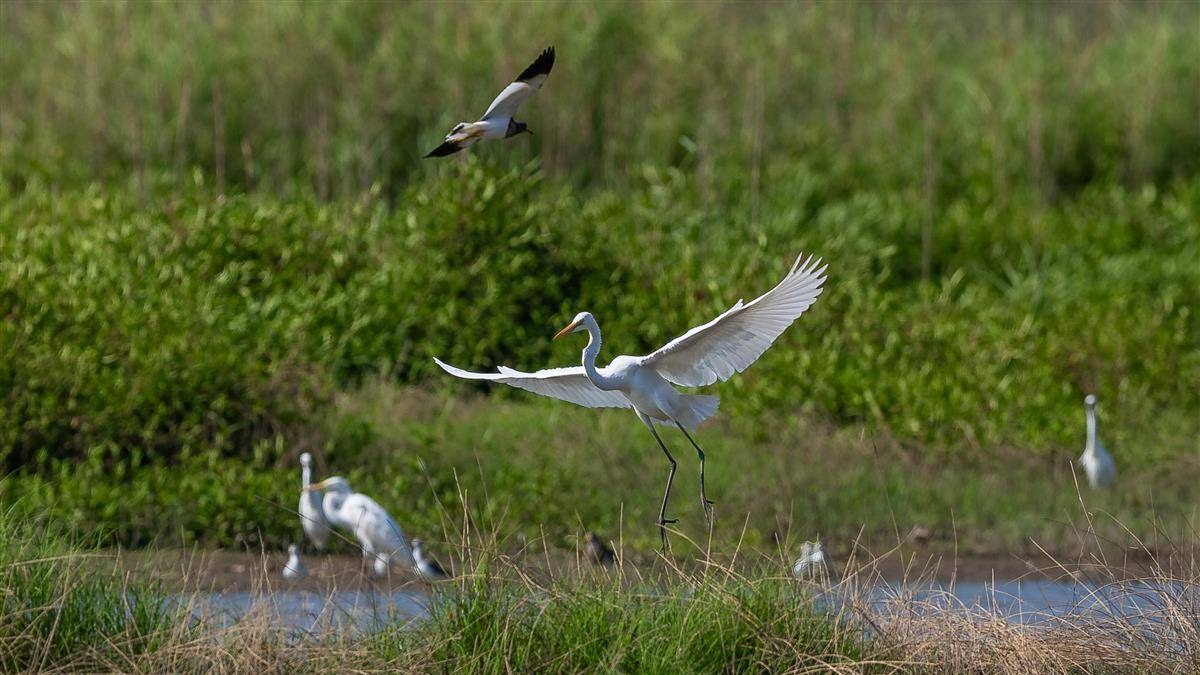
304;477;415;576
282;543;307;580
425;46;555;158
792;540;828;578
298;452;331;550
435;253;827;549
1079;394;1116;489
411;539;450;582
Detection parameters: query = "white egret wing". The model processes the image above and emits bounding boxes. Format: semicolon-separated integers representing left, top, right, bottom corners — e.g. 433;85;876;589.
434;357;630;409
481;46;555;121
639;254;828;387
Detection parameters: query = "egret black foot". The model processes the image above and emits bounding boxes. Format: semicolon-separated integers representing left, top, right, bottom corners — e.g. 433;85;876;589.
702;498;715;521
658;518;677;550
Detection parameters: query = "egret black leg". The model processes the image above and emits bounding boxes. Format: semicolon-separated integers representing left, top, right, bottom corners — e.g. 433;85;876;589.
646;423;678;551
676;423;714;522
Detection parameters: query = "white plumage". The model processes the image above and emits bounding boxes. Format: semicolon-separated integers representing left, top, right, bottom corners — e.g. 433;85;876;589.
298;452;331;550
306;476;414;575
282;543;307;580
435;253;828;547
1079;394;1116;489
792;540;828;578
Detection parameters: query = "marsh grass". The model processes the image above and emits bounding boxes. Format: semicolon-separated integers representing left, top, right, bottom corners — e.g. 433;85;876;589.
3;494;1197;674
3;382;1198;555
0;514;173;672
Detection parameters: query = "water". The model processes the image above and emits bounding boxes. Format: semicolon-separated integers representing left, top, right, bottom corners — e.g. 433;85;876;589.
862;578;1189;625
172;588;433;634
174;578;1192;636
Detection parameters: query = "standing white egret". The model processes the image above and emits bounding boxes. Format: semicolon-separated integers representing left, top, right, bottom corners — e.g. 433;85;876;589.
304;477;415;575
1079;394;1116;489
425;46;555;157
298;452;331;550
411;539;450;582
435;253;827;548
792;540;828;578
282;543;307;580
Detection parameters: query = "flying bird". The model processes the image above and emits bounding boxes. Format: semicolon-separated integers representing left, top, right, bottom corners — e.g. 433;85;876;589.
1079;394;1116;489
282;543;307;580
305;476;414;576
435;253;827;549
411;538;450;581
792;540;828;578
425;46;555;158
298;452;331;550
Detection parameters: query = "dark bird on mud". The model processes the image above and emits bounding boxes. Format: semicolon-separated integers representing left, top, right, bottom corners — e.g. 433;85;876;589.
425;46;555;158
583;531;617;566
412;538;450;581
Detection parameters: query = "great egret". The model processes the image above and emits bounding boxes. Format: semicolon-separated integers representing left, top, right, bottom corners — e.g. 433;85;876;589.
583;531;616;566
298;452;331;550
792;540;828;578
411;539;450;581
1079;394;1116;489
435;253;827;548
304;477;415;575
282;543;307;580
426;46;555;157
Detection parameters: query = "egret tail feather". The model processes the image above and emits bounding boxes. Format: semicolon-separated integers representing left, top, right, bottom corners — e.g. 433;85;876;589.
674;394;719;431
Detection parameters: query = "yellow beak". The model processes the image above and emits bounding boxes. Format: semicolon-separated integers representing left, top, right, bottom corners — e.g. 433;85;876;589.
553;320;580;340
303;477;332;493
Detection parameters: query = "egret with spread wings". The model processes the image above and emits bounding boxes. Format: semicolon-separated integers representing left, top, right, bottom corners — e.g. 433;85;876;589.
435;254;828;549
426;46;555;158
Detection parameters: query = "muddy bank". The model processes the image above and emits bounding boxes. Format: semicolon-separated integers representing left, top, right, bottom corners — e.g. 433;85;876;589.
90;542;1180;593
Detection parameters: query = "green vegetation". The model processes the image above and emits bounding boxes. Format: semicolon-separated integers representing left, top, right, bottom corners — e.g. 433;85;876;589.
3;387;1197;553
375;575;872;673
2;1;1198;556
0;514;171;672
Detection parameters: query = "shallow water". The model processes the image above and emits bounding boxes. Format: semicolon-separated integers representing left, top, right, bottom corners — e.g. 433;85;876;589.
172;588;433;634
863;578;1189;625
175;578;1192;635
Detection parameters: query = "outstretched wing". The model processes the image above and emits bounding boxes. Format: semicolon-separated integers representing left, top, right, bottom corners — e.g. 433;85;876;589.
481;46;555;121
639;254;828;387
433;357;630;409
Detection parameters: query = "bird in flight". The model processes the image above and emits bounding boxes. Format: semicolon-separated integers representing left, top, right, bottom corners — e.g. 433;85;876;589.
425;46;555;158
435;253;828;549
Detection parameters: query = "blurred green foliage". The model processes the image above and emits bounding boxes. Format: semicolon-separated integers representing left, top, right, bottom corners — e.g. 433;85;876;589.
3;165;1197;470
2;2;1197;199
1;2;1198;550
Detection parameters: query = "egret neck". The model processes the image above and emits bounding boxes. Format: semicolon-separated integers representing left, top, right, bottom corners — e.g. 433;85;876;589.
579;315;620;391
1085;403;1097;454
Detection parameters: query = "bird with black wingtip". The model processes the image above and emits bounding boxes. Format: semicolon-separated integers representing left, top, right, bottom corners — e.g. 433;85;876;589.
426;46;555;157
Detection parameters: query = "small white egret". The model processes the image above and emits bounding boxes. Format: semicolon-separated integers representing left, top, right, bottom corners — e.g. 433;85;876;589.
1079;394;1116;489
282;543;307;580
792;540;828;578
435;253;827;548
583;531;616;567
298;452;331;550
426;46;555;157
411;539;450;582
305;477;414;576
